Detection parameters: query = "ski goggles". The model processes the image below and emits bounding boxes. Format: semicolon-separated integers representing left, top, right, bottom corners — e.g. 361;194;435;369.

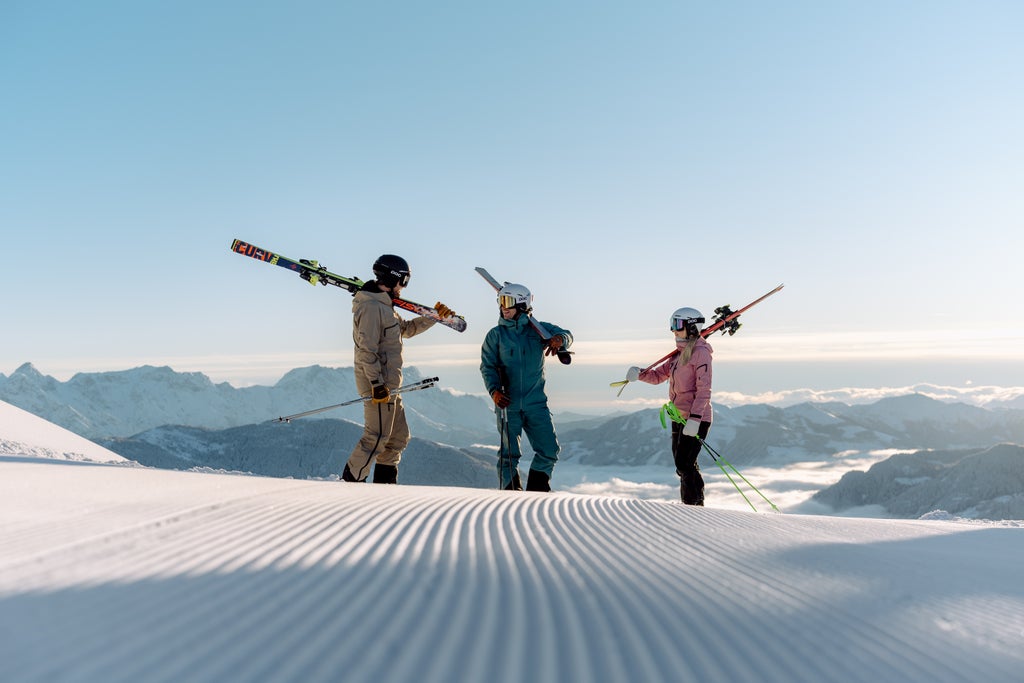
670;318;703;331
498;294;519;309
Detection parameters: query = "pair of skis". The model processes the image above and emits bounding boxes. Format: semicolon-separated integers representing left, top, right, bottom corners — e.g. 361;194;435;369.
230;240;569;360
611;284;784;395
230;239;467;332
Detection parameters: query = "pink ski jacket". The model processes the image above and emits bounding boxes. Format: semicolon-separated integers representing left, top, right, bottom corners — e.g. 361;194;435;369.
639;337;713;423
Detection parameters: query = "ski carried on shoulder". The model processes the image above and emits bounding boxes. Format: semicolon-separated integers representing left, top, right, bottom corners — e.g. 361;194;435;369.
230;239;467;332
611;283;784;395
475;266;572;365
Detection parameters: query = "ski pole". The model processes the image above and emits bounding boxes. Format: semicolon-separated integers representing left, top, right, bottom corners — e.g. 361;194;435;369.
274;377;439;423
498;406;514;490
699;439;780;512
658;402;779;512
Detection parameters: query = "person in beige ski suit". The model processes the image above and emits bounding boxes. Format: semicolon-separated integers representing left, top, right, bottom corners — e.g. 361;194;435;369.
341;254;455;484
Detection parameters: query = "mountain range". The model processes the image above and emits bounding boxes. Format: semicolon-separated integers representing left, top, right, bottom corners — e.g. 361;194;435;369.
0;362;496;446
103;419;496;488
4;362;1023;518
812;442;1024;519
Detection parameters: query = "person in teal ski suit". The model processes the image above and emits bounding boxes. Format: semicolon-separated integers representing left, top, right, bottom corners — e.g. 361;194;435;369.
480;282;572;491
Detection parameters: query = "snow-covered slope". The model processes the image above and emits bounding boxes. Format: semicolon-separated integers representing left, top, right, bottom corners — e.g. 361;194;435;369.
0;399;126;463
1;458;1021;683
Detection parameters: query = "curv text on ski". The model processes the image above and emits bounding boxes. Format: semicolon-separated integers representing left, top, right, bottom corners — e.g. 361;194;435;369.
231;239;467;332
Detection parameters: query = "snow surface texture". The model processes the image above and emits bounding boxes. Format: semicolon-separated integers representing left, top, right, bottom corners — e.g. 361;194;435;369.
2;454;1023;682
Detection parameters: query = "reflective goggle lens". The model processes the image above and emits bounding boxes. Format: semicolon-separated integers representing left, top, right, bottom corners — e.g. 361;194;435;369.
498;294;517;309
670;318;687;331
397;272;410;287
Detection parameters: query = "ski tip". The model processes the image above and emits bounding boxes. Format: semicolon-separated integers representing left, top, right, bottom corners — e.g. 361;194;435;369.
444;317;468;333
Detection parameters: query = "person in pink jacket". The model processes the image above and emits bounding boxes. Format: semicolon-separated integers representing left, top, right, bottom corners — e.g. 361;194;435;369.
626;306;713;505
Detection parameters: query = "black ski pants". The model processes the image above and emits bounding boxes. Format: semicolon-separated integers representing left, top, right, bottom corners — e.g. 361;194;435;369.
671;420;710;505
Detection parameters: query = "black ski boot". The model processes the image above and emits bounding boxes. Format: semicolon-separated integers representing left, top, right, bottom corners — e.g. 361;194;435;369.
504;472;523;491
373;464;398;484
341;464;361;482
526;469;551;492
680;475;704;506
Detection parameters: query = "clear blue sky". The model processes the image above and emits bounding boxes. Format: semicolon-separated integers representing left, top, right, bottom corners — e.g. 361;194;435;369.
2;1;1023;412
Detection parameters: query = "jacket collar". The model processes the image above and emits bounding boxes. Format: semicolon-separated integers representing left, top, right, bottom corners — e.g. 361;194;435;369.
498;312;531;330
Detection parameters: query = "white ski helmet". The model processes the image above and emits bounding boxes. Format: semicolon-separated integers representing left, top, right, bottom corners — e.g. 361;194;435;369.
670;307;704;334
497;283;533;312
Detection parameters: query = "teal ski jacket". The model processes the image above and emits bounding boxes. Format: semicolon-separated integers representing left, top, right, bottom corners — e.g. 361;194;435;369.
480;313;572;408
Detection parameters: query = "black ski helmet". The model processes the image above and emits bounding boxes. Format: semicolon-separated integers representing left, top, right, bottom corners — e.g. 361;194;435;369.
372;254;411;288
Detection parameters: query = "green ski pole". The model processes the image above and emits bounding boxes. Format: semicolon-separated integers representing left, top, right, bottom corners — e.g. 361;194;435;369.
659;402;779;512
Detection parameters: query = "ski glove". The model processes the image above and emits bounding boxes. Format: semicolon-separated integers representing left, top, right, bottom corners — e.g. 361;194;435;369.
543;335;564;357
371;383;391;404
626;366;641;382
491;390;511;408
435;301;455;319
682;416;701;438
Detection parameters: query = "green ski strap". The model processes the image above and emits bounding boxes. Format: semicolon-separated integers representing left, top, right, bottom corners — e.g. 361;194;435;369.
660;402;686;429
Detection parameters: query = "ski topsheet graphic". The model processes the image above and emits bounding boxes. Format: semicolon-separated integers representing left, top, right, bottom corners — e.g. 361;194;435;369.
475;266;572;365
611;283;784;394
230;239;467;332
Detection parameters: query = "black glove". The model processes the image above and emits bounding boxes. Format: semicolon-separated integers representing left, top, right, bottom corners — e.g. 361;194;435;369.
371;383;391;404
491;390;511;408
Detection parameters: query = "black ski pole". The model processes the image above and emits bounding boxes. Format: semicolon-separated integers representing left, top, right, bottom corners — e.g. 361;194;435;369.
498;406;513;489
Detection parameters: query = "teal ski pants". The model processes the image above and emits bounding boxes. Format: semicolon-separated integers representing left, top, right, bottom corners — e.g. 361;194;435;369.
496;404;560;488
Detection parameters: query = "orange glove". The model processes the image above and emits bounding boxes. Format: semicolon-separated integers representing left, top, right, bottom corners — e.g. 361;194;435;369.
491;390;511;408
435;302;455;319
543;335;563;357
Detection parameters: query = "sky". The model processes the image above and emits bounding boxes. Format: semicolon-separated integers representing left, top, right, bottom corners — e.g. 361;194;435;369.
3;422;1024;681
3;1;1023;413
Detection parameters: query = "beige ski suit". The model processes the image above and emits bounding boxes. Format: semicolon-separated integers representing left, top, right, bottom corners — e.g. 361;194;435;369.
344;286;436;480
